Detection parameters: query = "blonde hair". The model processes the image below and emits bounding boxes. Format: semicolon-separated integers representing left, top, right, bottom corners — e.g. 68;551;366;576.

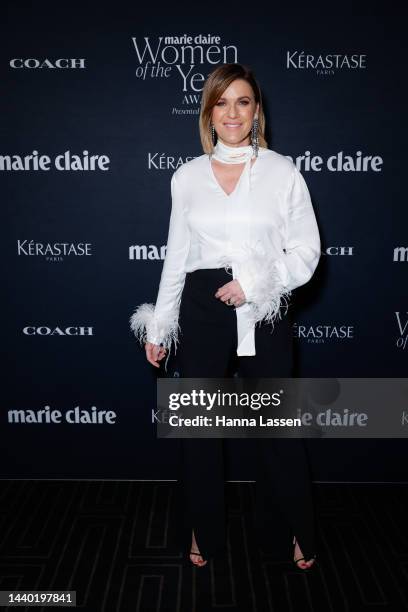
199;63;268;154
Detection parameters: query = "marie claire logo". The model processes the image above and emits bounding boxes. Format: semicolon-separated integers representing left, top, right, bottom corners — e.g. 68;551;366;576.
293;323;354;344
287;150;383;172
129;244;166;260
1;150;110;171
8;405;116;425
287;51;367;75
393;247;408;262
322;247;354;256
23;326;94;336
17;240;92;262
395;312;408;350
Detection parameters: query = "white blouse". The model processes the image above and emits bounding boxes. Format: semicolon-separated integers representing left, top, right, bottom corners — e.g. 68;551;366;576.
130;146;321;367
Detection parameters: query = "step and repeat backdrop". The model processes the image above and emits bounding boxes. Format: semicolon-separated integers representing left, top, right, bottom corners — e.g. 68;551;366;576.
2;6;407;480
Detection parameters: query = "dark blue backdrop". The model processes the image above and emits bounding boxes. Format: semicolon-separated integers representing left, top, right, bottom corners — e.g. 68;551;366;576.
2;5;407;481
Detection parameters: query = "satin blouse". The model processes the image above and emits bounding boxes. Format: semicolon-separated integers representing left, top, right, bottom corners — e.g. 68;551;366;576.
130;146;321;366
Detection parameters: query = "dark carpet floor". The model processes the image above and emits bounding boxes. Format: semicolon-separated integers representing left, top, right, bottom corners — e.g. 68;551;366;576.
0;481;408;611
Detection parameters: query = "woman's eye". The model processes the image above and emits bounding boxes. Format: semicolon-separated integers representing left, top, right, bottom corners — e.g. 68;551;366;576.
215;100;249;106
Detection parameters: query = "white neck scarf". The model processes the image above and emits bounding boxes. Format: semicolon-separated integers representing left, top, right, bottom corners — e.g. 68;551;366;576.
209;138;260;356
211;139;254;164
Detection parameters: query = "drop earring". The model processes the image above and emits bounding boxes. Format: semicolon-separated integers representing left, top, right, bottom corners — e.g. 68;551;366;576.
210;123;216;146
251;116;259;157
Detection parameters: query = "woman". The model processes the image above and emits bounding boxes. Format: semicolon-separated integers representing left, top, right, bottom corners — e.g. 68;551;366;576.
130;63;321;570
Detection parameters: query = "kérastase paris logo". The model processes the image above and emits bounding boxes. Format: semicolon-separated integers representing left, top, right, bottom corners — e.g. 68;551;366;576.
286;50;367;76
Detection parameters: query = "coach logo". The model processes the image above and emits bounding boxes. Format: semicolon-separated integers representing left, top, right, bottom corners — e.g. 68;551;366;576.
10;58;85;69
323;247;354;256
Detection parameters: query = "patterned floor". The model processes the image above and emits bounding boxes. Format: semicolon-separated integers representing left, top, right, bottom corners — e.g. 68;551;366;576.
0;481;407;611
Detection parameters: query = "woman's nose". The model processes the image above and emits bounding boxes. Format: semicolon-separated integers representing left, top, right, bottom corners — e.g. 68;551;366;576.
226;107;239;118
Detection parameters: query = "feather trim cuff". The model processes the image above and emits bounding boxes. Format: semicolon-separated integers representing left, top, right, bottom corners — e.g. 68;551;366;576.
225;244;292;329
129;302;181;353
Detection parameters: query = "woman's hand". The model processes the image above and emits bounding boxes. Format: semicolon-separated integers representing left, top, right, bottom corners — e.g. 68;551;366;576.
214;279;246;307
145;342;167;368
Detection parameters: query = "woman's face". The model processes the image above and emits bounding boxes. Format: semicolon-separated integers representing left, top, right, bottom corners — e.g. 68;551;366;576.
211;78;259;148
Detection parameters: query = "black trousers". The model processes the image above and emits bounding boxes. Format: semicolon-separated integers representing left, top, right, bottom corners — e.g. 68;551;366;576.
165;268;317;562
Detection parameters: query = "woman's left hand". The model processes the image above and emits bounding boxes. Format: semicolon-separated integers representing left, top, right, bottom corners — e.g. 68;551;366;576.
214;280;246;307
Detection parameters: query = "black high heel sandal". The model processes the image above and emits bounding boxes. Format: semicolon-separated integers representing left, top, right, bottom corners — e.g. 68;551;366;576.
293;536;316;571
190;528;208;567
190;550;208;566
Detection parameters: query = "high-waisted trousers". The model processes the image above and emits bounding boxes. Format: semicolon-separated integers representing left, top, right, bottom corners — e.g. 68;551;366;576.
165;268;317;562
